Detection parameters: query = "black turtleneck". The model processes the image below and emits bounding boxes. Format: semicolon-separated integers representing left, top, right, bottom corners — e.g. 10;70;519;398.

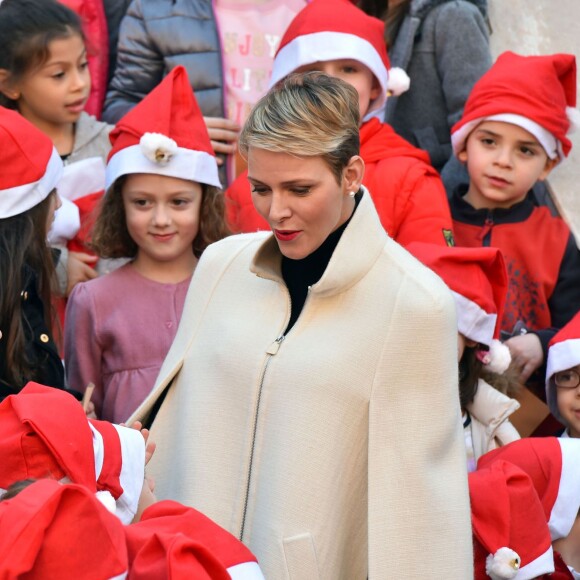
281;191;362;333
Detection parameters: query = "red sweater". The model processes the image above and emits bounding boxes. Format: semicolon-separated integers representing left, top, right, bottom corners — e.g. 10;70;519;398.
226;118;454;247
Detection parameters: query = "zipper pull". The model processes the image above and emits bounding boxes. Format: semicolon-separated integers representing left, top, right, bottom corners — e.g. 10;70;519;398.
266;335;285;355
478;214;494;241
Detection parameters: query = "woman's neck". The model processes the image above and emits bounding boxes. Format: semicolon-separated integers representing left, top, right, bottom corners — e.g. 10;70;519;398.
131;251;198;284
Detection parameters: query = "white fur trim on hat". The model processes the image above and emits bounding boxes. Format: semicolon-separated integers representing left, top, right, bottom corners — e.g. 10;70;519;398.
567;107;580;134
485;547;520;579
452;114;561;160
227;562;266;579
106;144;221;192
548;438;580;540
95;490;117;514
270;31;389;116
452;290;497;347
140;133;178;164
47;197;81;246
0;147;63;218
517;545;555;579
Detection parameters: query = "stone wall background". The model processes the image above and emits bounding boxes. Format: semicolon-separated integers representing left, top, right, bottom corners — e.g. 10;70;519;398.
487;0;580;241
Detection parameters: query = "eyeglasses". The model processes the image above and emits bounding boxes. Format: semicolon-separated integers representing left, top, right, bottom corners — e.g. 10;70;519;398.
554;369;580;390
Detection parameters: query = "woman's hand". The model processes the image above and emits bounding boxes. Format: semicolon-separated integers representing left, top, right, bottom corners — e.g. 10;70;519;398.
204;116;240;164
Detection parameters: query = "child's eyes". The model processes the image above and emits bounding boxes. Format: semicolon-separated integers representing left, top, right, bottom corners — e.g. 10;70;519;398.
480;138;496;146
171;198;191;207
341;66;358;74
132;199;150;207
519;146;537;157
51;71;65;79
80;61;89;70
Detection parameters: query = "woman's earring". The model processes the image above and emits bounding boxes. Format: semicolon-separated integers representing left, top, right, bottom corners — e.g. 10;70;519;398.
348;190;356;198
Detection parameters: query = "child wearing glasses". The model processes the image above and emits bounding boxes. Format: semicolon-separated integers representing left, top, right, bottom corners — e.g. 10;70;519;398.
546;311;580;438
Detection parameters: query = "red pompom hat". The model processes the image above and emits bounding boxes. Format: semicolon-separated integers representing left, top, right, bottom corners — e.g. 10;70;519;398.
0;479;128;579
106;66;221;192
407;243;510;373
478;437;580;542
546;311;580;422
269;0;409;119
0;383;146;525
452;51;579;161
470;460;554;579
0;106;62;218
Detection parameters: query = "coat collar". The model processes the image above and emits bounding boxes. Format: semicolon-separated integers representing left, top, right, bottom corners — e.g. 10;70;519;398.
73;112;111;153
250;186;387;298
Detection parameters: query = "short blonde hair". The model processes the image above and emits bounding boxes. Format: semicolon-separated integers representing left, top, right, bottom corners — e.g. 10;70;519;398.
239;72;360;184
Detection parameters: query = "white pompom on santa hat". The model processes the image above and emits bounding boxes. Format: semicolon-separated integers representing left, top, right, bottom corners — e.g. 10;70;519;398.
407;243;512;374
469;460;555;579
452;51;579;163
0;382;146;525
269;0;409;121
106;65;221;193
479;437;580;542
0;106;62;218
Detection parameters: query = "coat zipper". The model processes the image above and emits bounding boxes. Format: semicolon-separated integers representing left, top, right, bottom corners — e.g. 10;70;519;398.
478;211;494;247
239;333;285;541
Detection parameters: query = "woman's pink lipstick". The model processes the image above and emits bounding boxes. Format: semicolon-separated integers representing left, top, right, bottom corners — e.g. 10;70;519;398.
274;229;301;242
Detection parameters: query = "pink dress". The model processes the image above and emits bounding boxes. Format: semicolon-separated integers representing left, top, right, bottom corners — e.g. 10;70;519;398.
65;264;191;422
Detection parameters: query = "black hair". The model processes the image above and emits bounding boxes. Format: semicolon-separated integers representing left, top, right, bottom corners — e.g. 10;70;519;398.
0;0;84;108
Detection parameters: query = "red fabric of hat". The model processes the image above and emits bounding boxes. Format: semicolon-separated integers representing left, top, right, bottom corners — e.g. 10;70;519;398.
478;437;580;541
126;501;265;579
470;460;554;579
270;0;400;117
452;51;577;158
106;66;220;191
407;243;508;346
0;383;97;492
0;106;62;218
0;479;128;579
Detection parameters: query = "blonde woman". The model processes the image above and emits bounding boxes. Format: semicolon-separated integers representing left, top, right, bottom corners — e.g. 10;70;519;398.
129;73;472;578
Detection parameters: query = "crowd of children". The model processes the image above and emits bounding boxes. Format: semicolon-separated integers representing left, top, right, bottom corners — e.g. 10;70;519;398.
0;0;579;576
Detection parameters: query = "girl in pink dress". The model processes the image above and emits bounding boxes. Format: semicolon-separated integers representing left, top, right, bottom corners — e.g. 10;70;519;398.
65;66;229;422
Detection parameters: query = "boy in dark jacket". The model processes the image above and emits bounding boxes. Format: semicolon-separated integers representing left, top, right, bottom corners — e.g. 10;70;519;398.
450;51;580;394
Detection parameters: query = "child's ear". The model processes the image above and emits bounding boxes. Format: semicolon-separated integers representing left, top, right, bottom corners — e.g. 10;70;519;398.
538;157;558;181
0;69;19;100
457;149;468;164
370;76;382;101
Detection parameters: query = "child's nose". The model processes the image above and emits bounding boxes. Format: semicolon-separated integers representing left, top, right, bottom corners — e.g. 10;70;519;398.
152;205;171;226
495;147;513;168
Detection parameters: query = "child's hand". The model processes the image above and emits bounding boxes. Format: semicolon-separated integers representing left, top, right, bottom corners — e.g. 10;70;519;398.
84;401;97;419
67;251;98;295
121;420;156;465
204;116;240;164
505;333;543;383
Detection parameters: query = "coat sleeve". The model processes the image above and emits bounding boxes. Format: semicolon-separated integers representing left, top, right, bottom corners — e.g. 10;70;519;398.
102;0;164;123
64;283;105;417
433;2;491;131
368;270;472;577
392;164;455;248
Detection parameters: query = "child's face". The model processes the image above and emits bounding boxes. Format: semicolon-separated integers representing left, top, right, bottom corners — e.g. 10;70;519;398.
46;191;62;232
122;173;203;272
458;121;557;210
555;365;580;437
5;33;90;132
295;59;381;121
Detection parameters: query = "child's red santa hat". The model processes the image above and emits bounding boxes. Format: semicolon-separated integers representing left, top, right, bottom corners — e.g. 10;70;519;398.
106;66;220;192
0;106;63;218
407;242;511;374
470;460;554;579
0;383;145;524
126;501;265;579
546;311;580;423
452;51;579;161
0;479;128;579
269;0;409;120
478;437;580;541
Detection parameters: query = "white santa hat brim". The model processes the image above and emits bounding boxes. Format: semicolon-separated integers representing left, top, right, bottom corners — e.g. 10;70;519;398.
517;545;554;579
105;145;221;193
548;438;580;540
1;147;63;218
452;114;562;161
270;31;389;118
452;290;497;347
545;338;580;421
